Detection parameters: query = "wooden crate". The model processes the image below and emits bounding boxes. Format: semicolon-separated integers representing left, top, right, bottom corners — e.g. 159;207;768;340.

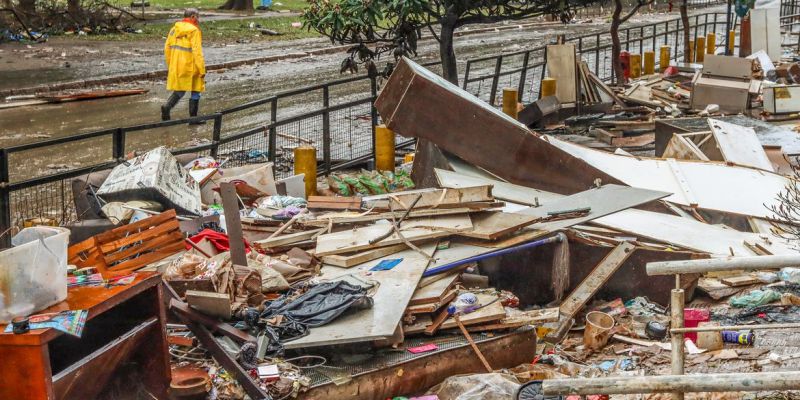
69;210;185;275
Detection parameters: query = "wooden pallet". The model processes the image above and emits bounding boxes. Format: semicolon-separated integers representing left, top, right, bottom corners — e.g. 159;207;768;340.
69;209;185;275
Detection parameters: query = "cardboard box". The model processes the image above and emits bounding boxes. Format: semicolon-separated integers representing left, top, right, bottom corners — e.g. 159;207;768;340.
97;146;202;215
764;85;800;114
691;73;752;113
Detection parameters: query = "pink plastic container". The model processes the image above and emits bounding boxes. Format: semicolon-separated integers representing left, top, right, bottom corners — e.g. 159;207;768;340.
683;308;710;342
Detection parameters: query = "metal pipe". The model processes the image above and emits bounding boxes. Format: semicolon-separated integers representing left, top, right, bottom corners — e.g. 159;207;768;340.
670;289;685;400
672;322;800;333
422;234;562;277
647;255;800;276
542;371;800;395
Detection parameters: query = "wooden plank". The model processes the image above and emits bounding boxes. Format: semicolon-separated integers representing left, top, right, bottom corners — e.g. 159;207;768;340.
219;182;248;267
98;219;181;254
439;294;506;330
663;133;711;161
363;186;493;210
94;210;177;243
460;211;541;240
406;289;457;315
547;242;635;342
307;196;363;210
708;118;774;171
103;229;184;265
721;275;760;287
546;44;577;103
285;244;437;348
321;243;409;268
313;215;471;256
108;241;186;273
409;273;460;306
305;207;476;227
253;229;324;250
186;290;232;320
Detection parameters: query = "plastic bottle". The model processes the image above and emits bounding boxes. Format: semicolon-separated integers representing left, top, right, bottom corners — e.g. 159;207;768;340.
722;330;755;345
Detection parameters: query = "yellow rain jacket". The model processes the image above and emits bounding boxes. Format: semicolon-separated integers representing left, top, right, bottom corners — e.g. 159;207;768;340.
164;20;206;92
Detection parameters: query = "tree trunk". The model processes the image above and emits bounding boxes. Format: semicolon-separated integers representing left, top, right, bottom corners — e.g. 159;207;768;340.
680;0;690;58
610;0;624;83
218;0;253;12
439;16;458;85
67;0;81;18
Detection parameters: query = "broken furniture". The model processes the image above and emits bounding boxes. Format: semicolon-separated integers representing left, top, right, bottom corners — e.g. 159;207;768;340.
690;55;758;114
0;272;170;399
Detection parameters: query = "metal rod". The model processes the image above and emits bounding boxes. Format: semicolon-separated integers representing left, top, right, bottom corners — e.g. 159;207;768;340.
647;255;800;276
541;371;800;395
422;234;562;277
672;322;800;333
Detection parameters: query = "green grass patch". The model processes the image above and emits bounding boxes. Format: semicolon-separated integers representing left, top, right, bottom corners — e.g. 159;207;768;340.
64;15;319;42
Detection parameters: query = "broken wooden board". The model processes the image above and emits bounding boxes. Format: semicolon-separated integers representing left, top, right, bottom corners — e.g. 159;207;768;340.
362;186;494;210
548;135;791;219
546;44;577;103
406;289;457;315
466;307;560;332
253;229;324;251
708;118;774;172
321;243;409;268
663;133;710;161
721;275;761;287
307;196;363;210
285;244;437;349
439;293;506;330
546;242;636;342
435;169;561;207
409;272;461;306
305;207;477;227
186;290;232;320
314;215;472;256
460;211;541;240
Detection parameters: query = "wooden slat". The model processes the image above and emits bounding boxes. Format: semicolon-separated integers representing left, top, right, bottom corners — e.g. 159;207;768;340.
94;210;177;243
254;229;324;250
546;44;577;103
98;219;181;254
321;243;409;268
108;241;186;273
364;186;494;210
460;211;540;240
103;230;184;265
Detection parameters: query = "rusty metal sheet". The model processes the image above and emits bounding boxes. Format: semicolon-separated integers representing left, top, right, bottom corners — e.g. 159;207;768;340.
375;57;622;195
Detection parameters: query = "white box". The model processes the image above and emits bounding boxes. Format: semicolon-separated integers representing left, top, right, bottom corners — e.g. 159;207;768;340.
763;85;800;114
98;146;202;215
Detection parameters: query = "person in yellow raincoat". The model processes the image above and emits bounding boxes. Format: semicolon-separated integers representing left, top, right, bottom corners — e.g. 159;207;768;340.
161;8;206;122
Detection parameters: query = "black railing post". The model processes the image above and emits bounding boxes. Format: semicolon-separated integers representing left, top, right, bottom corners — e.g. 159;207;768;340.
489;56;503;106
211;113;222;158
268;98;277;163
370;76;379;163
322;85;331;175
112;127;126;163
518;51;530;102
0;149;11;248
595;33;600;75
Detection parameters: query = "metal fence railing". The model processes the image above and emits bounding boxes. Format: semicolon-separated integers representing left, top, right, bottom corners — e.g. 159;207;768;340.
2;2;791;244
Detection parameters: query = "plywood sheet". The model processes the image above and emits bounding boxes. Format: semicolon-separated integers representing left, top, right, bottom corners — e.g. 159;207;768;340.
548;135;790;219
439;293;506;329
435;169;561;207
461;211;541;240
285;244;437;349
708;119;774;171
546;44;577;103
664;134;710;161
409;272;460;306
314;215;472;256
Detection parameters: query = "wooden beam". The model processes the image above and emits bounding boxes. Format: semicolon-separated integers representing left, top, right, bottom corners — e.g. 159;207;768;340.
219;182;248;267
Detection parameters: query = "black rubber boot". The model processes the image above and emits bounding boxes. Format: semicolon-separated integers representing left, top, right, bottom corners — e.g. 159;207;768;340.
161;92;181;121
189;99;205;125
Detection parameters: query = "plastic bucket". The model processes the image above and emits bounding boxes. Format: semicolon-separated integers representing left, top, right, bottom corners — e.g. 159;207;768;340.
584;311;615;351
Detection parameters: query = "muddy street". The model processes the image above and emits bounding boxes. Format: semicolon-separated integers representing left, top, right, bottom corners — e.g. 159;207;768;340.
0;7;720;182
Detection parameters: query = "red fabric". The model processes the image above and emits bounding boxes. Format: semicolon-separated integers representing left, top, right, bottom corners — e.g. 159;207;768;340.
187;228;250;253
181;17;200;28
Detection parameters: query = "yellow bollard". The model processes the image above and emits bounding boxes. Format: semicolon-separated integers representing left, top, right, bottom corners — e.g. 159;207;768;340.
502;88;519;119
706;32;716;54
728;30;736;54
403;153;415;164
644;51;656;75
374;124;396;172
695;36;706;62
293;145;317;198
660;45;671;71
541;77;557;98
630;53;642;79
688;39;695;62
